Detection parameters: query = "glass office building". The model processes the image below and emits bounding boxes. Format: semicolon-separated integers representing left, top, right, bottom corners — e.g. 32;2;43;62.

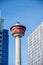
2;29;9;65
0;19;4;31
28;22;43;65
0;19;9;65
0;19;4;65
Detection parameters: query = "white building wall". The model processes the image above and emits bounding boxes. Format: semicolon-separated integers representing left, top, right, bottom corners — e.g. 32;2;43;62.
28;22;43;65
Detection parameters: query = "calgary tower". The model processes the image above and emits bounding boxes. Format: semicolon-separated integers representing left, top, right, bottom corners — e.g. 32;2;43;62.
10;22;26;65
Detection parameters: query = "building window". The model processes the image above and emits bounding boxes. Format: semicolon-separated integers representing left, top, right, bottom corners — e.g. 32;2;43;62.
0;36;2;38
0;45;1;47
0;49;1;51
0;41;2;43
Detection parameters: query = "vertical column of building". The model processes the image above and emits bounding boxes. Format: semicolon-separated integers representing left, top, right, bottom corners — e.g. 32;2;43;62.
0;19;4;65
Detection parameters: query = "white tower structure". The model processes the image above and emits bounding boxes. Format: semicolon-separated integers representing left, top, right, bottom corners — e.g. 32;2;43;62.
10;22;26;65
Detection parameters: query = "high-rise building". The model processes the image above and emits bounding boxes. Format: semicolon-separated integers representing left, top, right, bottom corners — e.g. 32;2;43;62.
28;22;43;65
0;19;4;65
2;29;9;65
0;19;9;65
0;19;4;31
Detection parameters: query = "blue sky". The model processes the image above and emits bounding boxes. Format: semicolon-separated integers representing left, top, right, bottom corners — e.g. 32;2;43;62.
0;0;43;65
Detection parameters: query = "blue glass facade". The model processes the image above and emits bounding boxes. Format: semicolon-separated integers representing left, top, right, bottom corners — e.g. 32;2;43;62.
0;31;2;65
2;29;9;65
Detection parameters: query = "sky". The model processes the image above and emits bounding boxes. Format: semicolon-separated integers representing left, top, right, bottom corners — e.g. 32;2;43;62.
0;0;43;65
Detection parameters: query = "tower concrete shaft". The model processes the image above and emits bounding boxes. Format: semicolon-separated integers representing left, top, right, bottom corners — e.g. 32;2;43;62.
16;36;21;65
